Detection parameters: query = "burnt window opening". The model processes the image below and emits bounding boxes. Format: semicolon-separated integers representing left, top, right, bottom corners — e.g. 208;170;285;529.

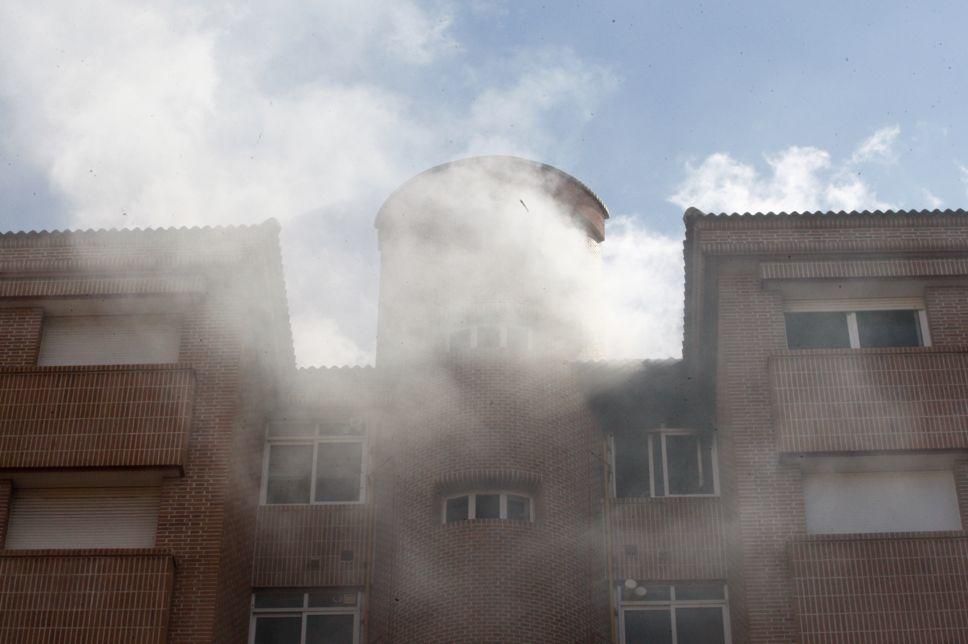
619;581;728;644
263;421;365;505
442;492;533;523
612;431;718;498
251;589;360;644
784;307;928;350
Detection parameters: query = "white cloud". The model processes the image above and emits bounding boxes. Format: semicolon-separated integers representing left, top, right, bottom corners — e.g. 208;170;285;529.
922;189;944;209
669;132;897;214
0;0;617;366
600;217;684;359
850;124;901;165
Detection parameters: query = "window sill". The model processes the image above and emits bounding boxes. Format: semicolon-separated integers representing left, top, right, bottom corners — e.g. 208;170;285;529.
611;494;720;504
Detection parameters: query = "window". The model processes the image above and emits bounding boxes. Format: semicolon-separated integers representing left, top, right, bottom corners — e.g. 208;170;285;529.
803;470;961;534
250;589;360;644
442;492;533;523
619;581;729;644
37;315;181;366
784;299;930;349
263;421;365;505
612;430;718;498
4;487;160;549
447;325;532;352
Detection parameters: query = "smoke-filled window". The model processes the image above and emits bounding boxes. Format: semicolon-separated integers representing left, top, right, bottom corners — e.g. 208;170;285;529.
784;300;929;350
612;431;718;498
262;421;365;505
442;492;533;523
619;581;728;644
250;588;359;644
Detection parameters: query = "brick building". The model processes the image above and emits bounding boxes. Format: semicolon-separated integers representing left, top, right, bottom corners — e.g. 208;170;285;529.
0;156;967;643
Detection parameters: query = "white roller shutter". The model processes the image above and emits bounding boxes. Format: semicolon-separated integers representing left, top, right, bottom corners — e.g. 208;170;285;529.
5;487;161;549
37;315;180;366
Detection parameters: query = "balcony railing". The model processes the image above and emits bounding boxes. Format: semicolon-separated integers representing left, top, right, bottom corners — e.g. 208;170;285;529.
790;533;968;643
0;365;195;469
770;349;968;452
608;497;727;581
252;504;371;587
0;549;174;643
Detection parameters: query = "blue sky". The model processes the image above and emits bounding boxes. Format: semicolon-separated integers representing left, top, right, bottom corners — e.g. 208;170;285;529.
1;1;966;364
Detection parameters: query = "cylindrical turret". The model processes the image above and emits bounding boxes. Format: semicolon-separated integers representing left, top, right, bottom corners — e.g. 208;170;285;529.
368;158;610;643
374;156;609;365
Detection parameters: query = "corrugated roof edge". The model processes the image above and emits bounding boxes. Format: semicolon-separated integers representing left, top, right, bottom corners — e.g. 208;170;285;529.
683;206;968;220
0;219;280;238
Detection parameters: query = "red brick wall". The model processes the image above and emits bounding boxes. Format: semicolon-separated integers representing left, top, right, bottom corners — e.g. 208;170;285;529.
790;534;968;643
0;309;42;367
0;550;174;643
716;261;805;643
0;366;195;469
771;349;968;452
608;497;727;581
926;286;968;346
368;360;608;643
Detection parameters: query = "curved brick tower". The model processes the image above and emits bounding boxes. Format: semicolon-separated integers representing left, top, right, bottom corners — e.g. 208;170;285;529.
368;157;610;643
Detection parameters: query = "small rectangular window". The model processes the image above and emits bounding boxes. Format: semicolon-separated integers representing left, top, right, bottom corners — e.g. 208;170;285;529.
506;495;531;521
784;312;851;349
855;309;922;347
475;494;501;519
446;496;469;522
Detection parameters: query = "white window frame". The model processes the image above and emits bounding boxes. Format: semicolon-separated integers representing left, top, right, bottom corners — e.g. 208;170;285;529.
261;421;366;506
618;583;731;644
609;430;720;499
441;491;534;523
785;298;931;348
447;325;533;352
248;590;361;644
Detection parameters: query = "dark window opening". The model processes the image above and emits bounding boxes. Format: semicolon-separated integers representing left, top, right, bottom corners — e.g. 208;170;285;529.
446;495;469;522
475;494;501;518
784;312;851;349
856;309;921;347
613;432;717;498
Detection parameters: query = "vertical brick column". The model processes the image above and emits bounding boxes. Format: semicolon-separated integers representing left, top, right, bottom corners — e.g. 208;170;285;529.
0;479;11;547
926;286;968;346
716;260;805;643
0;308;43;367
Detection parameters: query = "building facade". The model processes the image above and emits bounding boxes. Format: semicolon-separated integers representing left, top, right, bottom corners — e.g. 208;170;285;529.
0;157;967;643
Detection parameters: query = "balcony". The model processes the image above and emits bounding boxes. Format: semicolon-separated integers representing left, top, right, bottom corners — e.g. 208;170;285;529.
252;504;371;587
0;549;174;643
790;534;968;643
0;365;195;469
770;349;968;453
608;497;727;581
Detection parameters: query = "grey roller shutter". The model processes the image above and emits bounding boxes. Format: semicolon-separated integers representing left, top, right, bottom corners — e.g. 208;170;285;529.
37;315;180;366
4;487;161;549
